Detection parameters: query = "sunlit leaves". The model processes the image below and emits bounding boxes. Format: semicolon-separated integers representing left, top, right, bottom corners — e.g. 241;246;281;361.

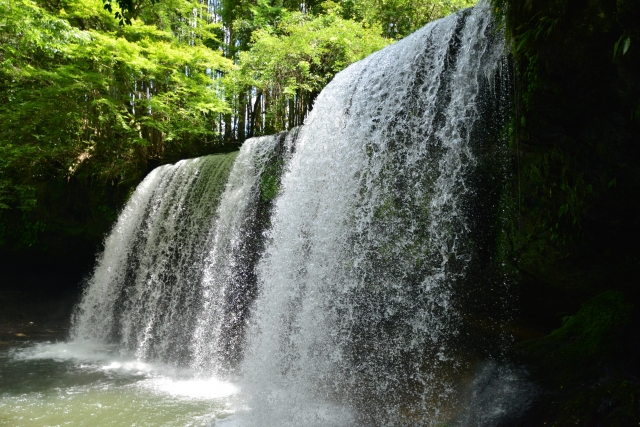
340;0;477;39
0;0;232;246
229;10;389;134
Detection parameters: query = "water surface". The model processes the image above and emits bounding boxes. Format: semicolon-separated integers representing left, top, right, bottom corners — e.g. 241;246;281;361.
0;341;238;427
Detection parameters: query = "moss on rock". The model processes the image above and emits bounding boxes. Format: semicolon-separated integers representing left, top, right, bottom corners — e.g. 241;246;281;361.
512;292;639;426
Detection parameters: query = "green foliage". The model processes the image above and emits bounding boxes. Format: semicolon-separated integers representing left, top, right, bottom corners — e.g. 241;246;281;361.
216;0;476;140
340;0;476;39
522;291;632;373
613;35;631;60
233;10;389;135
0;0;232;248
240;12;388;93
515;147;595;248
81;0;476;140
517;292;639;425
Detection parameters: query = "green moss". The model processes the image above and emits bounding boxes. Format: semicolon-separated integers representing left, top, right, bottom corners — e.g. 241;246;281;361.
521;291;632;379
514;292;639;425
260;160;285;202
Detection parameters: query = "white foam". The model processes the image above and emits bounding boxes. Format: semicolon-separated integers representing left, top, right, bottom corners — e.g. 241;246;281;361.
12;341;118;363
142;377;238;400
13;342;167;376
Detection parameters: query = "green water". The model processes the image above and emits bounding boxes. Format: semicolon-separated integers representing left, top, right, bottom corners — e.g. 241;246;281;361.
0;342;239;427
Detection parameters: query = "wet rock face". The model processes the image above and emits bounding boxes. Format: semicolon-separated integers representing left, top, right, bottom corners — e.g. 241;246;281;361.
453;362;539;427
487;0;640;325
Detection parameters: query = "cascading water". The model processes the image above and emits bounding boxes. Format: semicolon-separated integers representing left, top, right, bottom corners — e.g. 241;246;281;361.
68;1;514;426
191;130;298;374
71;134;294;371
236;3;510;426
71;153;239;364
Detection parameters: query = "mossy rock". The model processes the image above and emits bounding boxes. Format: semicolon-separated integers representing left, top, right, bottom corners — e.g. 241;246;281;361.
520;291;632;381
512;291;640;426
260;160;285;202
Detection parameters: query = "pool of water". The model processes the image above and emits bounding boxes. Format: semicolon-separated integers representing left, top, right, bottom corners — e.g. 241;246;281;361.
0;341;239;427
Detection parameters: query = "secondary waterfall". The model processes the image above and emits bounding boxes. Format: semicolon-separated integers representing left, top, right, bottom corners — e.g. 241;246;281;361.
71;153;239;365
71;1;512;425
71;134;295;371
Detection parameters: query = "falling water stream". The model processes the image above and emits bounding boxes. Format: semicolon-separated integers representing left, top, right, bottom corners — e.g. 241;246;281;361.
0;3;522;426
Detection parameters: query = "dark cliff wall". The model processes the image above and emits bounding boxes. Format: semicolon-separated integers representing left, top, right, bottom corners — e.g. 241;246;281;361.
494;0;640;424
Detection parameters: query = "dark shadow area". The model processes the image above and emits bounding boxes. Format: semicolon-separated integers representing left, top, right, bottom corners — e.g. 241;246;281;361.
0;245;95;343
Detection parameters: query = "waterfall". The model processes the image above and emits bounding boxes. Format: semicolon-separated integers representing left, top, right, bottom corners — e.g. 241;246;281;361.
191;130;298;374
71;153;238;364
237;3;510;426
71;135;294;370
71;1;512;425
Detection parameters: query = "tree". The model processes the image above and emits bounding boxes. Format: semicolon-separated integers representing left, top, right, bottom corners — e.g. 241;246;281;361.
232;10;389;135
341;0;476;39
0;0;232;248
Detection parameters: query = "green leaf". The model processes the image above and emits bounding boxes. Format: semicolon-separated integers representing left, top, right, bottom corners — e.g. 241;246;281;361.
622;37;631;55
